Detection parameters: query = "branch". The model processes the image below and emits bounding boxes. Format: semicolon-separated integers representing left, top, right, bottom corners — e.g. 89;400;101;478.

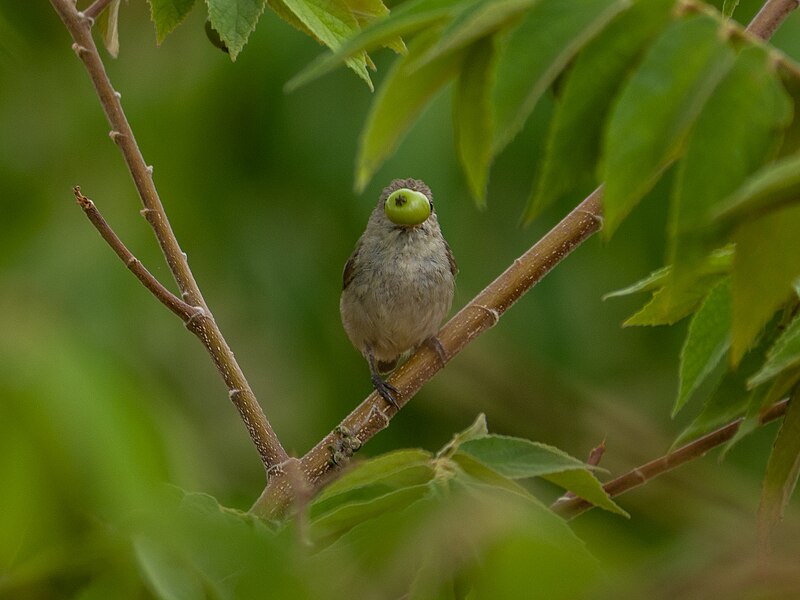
552;398;791;519
84;0;115;23
74;187;195;321
251;188;604;517
746;0;800;39
51;0;290;473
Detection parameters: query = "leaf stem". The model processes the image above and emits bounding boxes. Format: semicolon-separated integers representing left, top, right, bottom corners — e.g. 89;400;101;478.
552;398;790;518
51;0;290;474
84;0;115;23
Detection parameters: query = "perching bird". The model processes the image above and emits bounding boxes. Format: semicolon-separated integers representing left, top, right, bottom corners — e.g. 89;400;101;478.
340;178;457;407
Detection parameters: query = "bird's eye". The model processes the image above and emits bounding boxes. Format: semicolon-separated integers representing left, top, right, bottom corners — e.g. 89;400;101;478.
384;188;431;225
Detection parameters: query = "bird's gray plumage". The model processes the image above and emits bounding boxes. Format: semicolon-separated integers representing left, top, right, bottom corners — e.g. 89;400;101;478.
340;178;457;403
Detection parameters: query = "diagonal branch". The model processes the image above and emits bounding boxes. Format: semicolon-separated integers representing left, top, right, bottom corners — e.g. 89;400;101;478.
552;398;791;519
51;0;290;474
746;0;800;39
251;188;604;517
74;186;196;321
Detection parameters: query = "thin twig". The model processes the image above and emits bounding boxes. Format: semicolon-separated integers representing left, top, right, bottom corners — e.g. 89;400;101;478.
746;0;800;39
552;399;791;519
51;0;290;473
251;188;605;517
84;0;115;23
73;186;195;320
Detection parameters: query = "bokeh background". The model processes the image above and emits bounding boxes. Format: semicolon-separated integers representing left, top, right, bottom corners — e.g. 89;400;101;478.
2;0;800;597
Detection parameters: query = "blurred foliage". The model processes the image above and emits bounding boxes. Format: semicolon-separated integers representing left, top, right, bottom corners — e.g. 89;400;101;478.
3;0;800;598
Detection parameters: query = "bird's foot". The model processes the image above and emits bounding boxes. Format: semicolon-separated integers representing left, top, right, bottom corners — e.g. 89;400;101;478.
371;372;400;408
425;335;448;366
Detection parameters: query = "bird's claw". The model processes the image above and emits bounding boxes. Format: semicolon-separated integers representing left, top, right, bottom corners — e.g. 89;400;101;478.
371;373;400;408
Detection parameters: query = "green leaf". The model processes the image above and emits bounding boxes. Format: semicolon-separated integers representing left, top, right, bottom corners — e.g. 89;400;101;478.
311;449;434;518
758;391;800;546
148;0;197;42
526;0;674;222
604;246;733;300
453;36;497;206
98;0;122;57
450;453;529;496
278;0;375;87
133;536;207;600
413;0;534;68
722;0;739;18
623;272;724;327
731;204;800;364
456;435;626;516
666;46;792;307
750;312;800;387
286;0;468;91
437;413;489;457
355;29;464;191
675;278;731;416
602;14;736;237
492;0;629;154
713;152;800;225
205;0;266;60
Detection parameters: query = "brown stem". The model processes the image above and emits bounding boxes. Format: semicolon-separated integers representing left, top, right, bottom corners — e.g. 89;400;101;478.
746;0;800;39
552;399;791;519
51;0;290;473
73;186;195;320
251;188;605;517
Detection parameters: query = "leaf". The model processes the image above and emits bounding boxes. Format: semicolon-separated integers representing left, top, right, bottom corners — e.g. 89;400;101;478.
278;0;378;87
205;0;266;60
453;36;496;206
133;535;207;600
456;435;626;516
602;14;736;237
750;312;800;387
355;29;464;191
413;0;534;68
98;0;122;58
437;413;489;457
286;0;469;91
758;390;800;548
722;0;739;18
666;46;792;307
623;272;724;327
731;204;800;364
492;0;629;154
450;453;529;496
526;0;674;222
675;278;731;416
148;0;198;42
311;449;434;518
603;246;733;300
713;152;800;225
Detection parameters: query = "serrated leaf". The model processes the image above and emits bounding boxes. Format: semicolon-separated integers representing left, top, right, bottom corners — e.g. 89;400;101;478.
623;272;724;327
456;435;626;516
750;312;800;387
675;278;731;416
602;15;736;237
148;0;197;43
713;152;800;225
279;0;376;87
667;46;792;309
492;0;629;154
451;453;529;496
355;29;464;191
413;0;534;68
206;0;266;60
731;204;800;364
453;36;496;206
758;390;800;547
286;0;468;91
437;413;489;458
98;0;121;58
604;246;733;300
527;0;674;222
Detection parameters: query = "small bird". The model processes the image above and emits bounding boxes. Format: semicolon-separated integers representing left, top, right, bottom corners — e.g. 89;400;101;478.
340;178;457;407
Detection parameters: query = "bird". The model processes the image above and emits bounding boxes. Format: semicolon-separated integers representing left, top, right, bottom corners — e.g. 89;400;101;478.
340;178;457;407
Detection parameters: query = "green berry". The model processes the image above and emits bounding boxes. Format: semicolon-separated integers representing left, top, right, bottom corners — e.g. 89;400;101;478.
384;188;431;226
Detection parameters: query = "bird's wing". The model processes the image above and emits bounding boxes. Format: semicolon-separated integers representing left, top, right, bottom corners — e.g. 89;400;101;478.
342;239;362;290
444;239;458;277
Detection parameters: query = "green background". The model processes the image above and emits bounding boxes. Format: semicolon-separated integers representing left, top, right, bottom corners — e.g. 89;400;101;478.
2;0;800;596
